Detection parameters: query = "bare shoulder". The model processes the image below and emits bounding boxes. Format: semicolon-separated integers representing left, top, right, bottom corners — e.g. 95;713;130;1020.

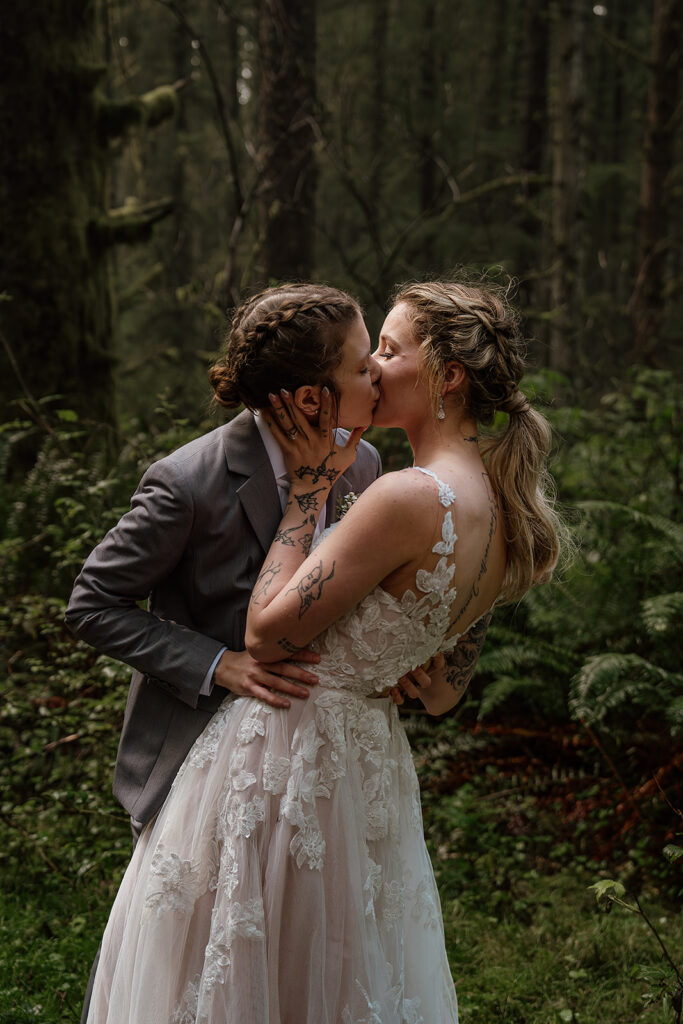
341;466;442;539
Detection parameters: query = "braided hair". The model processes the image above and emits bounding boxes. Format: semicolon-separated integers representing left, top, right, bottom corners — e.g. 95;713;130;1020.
210;283;361;412
394;278;565;602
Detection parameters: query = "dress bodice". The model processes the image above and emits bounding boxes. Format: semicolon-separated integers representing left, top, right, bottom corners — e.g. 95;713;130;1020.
310;467;460;696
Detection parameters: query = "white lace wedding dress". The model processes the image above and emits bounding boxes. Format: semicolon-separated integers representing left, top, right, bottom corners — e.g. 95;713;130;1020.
88;469;460;1024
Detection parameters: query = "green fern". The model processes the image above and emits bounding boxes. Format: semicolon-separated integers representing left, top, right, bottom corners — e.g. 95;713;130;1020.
478;674;558;719
570;653;683;726
576;502;683;563
641;592;683;635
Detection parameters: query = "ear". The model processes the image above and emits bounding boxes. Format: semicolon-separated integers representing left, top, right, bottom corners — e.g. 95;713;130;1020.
442;361;466;396
293;384;322;422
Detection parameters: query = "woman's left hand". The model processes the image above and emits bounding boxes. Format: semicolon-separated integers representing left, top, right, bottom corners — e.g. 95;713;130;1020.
265;388;366;490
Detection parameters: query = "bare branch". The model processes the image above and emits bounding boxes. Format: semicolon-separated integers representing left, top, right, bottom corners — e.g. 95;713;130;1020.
155;0;244;209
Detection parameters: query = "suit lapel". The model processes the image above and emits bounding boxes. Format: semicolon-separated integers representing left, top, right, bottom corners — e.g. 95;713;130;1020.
222;411;282;554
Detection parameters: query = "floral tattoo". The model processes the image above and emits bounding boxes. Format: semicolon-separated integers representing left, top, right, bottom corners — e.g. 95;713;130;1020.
293;453;339;486
291;488;327;514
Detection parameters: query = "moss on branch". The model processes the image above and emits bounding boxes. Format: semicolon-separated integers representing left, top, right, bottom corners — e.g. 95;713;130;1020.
90;197;175;247
97;85;179;139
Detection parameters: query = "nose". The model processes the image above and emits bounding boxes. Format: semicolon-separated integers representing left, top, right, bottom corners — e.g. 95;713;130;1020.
369;354;382;383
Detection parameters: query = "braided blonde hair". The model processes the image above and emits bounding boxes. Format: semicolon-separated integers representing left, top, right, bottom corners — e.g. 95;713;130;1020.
210;283;361;411
394;278;564;602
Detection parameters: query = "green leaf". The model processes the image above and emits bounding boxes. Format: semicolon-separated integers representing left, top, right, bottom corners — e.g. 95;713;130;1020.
56;409;79;422
663;844;683;864
588;878;625;911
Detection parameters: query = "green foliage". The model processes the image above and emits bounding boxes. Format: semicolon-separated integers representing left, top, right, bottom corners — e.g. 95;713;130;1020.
571;653;683;733
0;398;209;598
588;869;683;1020
470;367;683;744
2;370;682;1019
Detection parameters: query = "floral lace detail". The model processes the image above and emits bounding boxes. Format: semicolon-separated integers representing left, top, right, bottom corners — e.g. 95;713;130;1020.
290;814;326;870
410;878;441;929
382;878;407;922
236;706;268;744
412;465;455;507
262;751;290;793
202;926;232;989
145;849;202;916
308;467;460;697
433;510;457;555
364;858;383;917
172;976;200;1024
402;996;425;1024
180;699;235;776
228;747;257;791
341;980;424;1024
342;982;383;1024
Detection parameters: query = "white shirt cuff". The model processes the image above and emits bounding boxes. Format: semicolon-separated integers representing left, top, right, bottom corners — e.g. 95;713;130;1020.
200;647;227;696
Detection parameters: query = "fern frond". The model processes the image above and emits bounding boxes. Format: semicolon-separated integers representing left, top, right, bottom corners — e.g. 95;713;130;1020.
641;592;683;635
478;641;573;678
665;697;683;730
570;653;683;723
577;502;683;561
478;675;564;719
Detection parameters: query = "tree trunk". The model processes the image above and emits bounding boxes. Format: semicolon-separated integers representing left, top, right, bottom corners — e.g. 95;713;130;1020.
368;0;388;262
0;1;116;450
548;0;586;375
258;0;317;282
629;0;683;363
518;0;551;323
417;0;439;269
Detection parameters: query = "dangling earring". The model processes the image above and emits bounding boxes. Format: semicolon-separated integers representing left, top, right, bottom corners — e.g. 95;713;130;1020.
437;395;446;420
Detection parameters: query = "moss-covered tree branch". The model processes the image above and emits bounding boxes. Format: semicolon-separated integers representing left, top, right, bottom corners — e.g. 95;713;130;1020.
97;81;187;139
90;198;175;247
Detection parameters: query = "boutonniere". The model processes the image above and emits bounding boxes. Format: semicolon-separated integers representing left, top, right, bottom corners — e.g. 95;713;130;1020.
336;491;359;520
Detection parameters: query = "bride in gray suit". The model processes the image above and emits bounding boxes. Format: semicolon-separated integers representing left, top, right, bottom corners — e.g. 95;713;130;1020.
77;279;562;1023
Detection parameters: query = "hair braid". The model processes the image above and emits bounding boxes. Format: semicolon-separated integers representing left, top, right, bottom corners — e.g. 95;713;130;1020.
209;283;361;411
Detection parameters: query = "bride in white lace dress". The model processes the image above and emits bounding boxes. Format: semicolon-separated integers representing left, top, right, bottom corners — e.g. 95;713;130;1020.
88;279;561;1024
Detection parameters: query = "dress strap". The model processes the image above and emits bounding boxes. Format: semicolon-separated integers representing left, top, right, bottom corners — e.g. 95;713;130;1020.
411;466;456;507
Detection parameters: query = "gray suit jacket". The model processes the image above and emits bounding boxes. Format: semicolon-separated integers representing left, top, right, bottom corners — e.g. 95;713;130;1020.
65;411;381;825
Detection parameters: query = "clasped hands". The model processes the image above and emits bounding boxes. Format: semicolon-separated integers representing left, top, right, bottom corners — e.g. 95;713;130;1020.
214;647;445;709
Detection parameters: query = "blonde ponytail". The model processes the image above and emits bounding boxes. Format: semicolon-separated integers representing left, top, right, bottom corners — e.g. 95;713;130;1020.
479;403;562;601
394;278;566;603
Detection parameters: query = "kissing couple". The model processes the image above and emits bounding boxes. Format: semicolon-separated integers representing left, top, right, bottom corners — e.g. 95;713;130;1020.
68;278;562;1023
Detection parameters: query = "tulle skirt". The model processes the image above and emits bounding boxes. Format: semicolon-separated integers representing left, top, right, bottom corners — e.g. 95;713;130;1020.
87;689;459;1024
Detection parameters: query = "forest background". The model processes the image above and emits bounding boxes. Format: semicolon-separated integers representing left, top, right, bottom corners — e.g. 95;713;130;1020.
1;1;682;1022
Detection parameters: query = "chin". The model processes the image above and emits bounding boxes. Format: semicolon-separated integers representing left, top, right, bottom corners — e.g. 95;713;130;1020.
371;405;391;428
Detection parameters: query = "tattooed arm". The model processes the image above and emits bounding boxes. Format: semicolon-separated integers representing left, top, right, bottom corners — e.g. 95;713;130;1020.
246;469;438;662
412;610;494;717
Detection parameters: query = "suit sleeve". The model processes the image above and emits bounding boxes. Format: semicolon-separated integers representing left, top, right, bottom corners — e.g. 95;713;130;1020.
65;458;224;708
